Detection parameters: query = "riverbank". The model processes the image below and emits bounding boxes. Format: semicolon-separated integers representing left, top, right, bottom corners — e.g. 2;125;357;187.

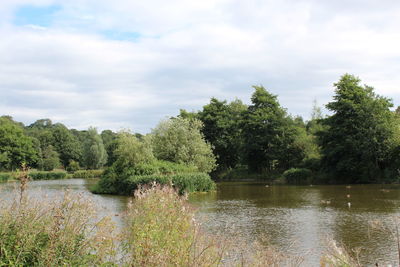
0;169;103;182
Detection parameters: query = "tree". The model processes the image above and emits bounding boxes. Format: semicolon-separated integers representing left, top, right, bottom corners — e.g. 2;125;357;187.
197;98;247;170
52;123;82;167
83;127;108;169
319;74;397;183
114;131;154;168
0;117;38;170
151;118;216;173
241;86;300;173
41;145;61;171
101;130;118;166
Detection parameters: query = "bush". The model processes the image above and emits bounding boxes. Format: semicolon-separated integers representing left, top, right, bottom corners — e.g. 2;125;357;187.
66;160;80;173
28;171;67;180
71;169;103;179
0;191;117;266
123;185;222;266
94;172;215;195
283;168;312;184
131;160;197;176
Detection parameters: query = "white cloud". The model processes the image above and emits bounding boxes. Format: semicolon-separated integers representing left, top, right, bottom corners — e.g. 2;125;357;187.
0;0;400;132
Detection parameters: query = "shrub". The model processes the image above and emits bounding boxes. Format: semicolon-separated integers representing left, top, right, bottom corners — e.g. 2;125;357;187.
94;172;215;195
28;171;67;180
283;168;312;184
0;191;117;266
121;172;215;195
123;185;222;266
71;169;103;178
66;160;80;173
0;173;12;182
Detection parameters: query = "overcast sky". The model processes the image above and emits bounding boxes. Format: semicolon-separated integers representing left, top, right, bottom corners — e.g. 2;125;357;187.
1;0;399;133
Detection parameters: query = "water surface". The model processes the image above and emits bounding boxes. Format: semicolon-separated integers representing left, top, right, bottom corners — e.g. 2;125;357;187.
1;179;399;266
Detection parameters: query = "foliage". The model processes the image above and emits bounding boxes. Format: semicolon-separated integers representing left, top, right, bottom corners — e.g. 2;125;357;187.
0;173;12;182
94;167;214;195
101;129;118;166
83;127;108;169
283;168;312;184
0;117;38;170
114;131;154;168
319;74;398;183
41;145;61;171
28;171;67;180
66;159;80;172
0;191;117;266
241;86;302;173
152;117;217;173
51;124;82;168
120;173;215;195
197;98;247;171
71;169;104;178
123;185;223;267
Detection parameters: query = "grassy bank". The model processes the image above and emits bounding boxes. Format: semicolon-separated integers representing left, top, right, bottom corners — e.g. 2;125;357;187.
0;169;104;182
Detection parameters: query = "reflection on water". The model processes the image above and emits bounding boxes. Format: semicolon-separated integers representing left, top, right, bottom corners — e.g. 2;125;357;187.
189;183;400;266
1;180;400;266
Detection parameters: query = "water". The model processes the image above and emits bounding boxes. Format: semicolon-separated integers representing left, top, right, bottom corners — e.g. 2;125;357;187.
1;179;400;266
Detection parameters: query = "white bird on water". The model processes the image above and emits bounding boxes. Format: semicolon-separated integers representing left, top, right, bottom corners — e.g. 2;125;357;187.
347;202;351;208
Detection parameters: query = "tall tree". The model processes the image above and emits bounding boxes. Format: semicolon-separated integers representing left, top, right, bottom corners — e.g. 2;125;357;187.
83;127;108;169
197;98;247;170
241;86;300;173
52;123;82;167
101;130;118;166
0;117;38;170
319;74;397;183
152;117;216;173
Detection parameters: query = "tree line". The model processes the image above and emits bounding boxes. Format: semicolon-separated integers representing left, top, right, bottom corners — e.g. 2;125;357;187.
1;74;399;183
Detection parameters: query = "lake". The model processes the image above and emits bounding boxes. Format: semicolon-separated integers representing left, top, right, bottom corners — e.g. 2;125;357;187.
1;179;400;266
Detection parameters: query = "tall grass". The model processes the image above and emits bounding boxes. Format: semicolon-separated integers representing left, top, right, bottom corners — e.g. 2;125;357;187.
0;190;117;266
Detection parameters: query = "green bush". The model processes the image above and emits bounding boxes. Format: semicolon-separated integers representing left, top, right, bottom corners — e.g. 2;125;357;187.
28;171;67;180
71;169;103;178
0;173;12;182
66;160;80;173
94;172;215;195
283;168;312;184
132;160;197;176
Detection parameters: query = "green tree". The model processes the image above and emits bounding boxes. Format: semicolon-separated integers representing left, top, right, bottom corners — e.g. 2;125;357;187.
101;130;118;166
319;74;398;183
152;118;216;173
41;145;61;171
0;117;38;170
52;123;82;167
83;127;108;169
241;86;300;173
114;131;154;168
197;98;247;170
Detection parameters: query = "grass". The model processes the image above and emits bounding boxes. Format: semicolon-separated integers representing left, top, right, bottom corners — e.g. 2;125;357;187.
0;170;117;266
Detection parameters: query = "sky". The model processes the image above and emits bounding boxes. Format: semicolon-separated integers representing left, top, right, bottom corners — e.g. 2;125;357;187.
1;0;400;133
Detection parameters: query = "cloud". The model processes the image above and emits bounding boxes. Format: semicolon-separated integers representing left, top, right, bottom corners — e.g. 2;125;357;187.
0;0;400;132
